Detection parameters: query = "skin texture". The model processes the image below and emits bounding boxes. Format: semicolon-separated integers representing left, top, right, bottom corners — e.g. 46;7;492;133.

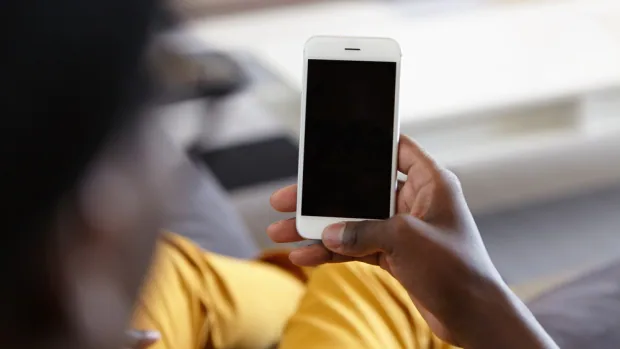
268;135;559;349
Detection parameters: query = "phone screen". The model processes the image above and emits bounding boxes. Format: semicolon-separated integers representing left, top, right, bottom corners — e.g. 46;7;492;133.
302;59;397;220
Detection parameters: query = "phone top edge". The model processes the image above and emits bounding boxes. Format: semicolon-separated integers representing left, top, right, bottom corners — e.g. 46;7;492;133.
305;57;401;63
304;35;402;57
305;35;400;43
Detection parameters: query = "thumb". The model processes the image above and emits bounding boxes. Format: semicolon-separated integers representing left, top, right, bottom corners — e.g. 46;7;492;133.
322;215;418;257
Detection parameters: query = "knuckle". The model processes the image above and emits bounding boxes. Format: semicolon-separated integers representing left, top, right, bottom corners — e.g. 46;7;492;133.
390;214;412;232
438;168;462;193
385;215;413;253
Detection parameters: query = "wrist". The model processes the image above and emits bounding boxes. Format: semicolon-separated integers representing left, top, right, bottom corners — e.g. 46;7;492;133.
446;279;557;349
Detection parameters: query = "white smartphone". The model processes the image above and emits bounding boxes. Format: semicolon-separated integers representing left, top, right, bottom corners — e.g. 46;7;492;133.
296;36;402;240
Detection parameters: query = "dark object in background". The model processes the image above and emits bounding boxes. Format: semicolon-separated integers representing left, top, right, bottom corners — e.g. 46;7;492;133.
195;51;248;98
154;3;181;31
152;4;248;102
154;44;249;103
190;137;298;191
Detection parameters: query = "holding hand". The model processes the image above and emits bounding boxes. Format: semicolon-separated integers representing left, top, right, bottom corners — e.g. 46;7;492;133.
268;135;557;349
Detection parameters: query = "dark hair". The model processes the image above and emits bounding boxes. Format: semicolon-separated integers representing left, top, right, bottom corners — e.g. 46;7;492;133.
0;0;160;334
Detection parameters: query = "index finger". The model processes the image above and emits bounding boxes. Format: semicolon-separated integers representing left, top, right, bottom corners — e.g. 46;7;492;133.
398;135;437;175
270;184;297;212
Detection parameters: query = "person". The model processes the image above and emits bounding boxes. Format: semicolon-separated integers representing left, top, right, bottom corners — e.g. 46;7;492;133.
2;0;174;347
2;0;558;349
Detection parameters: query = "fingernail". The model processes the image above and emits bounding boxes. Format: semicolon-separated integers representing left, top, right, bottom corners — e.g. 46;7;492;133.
322;223;345;249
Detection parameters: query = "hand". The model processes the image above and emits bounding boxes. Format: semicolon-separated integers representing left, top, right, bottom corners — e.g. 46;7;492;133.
268;135;557;348
268;135;485;343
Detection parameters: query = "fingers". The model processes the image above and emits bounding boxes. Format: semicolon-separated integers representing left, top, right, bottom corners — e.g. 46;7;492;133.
321;215;428;258
267;218;303;243
397;180;414;214
397;179;406;192
288;241;384;267
397;135;462;220
270;184;297;212
289;243;332;266
398;135;437;175
268;185;301;244
283;215;428;268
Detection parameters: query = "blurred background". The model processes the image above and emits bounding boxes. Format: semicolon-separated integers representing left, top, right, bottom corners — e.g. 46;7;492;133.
157;0;620;290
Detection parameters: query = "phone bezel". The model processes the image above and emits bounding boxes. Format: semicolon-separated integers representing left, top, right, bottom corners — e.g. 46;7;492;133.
296;36;402;240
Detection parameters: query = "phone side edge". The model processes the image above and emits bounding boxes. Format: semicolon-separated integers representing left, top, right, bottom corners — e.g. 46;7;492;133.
390;56;402;217
296;40;313;239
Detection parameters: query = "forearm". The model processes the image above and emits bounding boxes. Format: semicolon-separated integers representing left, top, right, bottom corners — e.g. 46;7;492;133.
451;283;558;349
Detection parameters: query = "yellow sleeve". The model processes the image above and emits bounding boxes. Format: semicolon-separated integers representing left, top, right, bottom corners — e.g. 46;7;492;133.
132;233;306;349
133;233;456;349
278;262;459;349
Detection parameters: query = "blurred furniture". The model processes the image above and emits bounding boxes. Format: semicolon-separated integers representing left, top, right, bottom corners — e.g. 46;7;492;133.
160;135;260;259
187;0;620;216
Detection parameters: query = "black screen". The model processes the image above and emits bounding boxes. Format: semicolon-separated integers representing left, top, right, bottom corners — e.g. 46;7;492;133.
301;59;397;219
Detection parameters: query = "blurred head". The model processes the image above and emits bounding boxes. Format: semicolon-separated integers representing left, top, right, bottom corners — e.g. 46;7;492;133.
0;0;175;348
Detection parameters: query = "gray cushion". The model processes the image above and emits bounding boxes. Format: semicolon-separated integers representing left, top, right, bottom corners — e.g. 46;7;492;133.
162;145;259;259
528;260;620;349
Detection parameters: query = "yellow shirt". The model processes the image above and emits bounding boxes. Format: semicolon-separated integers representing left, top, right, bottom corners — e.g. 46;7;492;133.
133;233;454;349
